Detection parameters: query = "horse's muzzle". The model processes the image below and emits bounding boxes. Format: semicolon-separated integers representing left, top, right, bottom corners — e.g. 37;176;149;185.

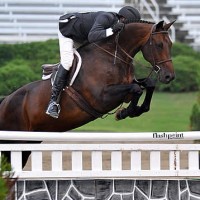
159;70;175;84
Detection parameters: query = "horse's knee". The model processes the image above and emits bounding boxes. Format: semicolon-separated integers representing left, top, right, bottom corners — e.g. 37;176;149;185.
144;78;156;88
130;84;143;96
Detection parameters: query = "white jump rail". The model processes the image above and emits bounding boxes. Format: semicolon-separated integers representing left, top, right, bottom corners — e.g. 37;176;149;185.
0;131;199;141
0;131;200;179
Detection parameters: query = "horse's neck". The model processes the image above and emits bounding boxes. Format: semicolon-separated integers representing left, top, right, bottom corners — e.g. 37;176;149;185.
118;23;152;57
78;23;152;66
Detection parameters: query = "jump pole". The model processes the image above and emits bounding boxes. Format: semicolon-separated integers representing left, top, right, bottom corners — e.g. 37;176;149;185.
0;131;199;141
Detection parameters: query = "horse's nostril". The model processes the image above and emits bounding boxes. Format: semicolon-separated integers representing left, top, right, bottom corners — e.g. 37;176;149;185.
165;74;175;82
165;74;174;83
165;75;171;81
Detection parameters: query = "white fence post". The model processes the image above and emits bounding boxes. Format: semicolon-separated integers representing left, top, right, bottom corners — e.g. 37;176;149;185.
31;151;42;171
52;151;62;171
92;151;102;171
188;151;199;170
150;151;160;170
131;151;141;170
72;151;82;171
11;151;22;172
111;151;122;171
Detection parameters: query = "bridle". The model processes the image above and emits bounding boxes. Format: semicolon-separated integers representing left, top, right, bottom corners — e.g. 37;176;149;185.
117;23;172;75
94;23;172;77
148;24;172;73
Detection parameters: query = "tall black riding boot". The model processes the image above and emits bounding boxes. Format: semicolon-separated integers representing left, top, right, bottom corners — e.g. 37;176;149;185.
46;64;69;119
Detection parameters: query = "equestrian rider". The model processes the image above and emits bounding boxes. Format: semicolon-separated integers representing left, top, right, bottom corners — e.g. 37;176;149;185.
46;6;141;119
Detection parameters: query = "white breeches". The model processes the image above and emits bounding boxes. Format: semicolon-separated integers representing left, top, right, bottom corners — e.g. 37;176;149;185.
58;30;74;71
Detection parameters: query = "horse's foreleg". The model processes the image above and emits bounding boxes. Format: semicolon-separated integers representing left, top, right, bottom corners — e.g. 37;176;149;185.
115;84;143;120
116;78;156;120
139;78;156;113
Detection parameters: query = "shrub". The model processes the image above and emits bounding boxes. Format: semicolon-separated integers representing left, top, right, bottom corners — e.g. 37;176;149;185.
13;40;60;74
190;93;200;131
0;177;7;200
0;39;59;68
0;156;15;200
156;56;200;92
171;42;200;59
0;59;38;95
0;44;16;66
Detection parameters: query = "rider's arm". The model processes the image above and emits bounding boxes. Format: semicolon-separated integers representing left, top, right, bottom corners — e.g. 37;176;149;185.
88;12;117;43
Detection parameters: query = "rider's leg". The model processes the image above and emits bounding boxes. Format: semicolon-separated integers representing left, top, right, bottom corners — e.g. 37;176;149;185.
46;31;74;118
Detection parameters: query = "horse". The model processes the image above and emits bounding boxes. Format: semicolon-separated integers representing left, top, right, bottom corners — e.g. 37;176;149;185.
0;20;175;167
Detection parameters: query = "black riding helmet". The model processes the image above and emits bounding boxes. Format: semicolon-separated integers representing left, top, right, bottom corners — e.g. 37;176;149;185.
118;6;141;20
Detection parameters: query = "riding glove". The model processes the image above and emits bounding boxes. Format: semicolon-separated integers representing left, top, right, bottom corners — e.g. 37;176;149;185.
112;22;124;33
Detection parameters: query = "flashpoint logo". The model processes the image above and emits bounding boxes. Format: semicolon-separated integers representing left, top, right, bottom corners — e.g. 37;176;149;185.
153;132;184;139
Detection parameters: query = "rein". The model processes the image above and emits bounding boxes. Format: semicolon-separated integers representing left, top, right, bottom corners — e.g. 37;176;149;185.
116;43;155;83
94;24;172;83
93;43;130;65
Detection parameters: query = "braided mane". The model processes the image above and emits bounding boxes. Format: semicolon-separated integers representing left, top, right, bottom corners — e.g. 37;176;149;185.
124;19;155;25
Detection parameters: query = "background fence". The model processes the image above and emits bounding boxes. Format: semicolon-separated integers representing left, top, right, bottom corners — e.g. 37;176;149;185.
1;0;200;50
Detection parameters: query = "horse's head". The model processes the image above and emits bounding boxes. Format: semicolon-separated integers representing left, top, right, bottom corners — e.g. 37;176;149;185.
141;20;175;84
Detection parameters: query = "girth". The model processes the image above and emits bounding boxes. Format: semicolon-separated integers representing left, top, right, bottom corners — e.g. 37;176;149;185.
66;87;104;119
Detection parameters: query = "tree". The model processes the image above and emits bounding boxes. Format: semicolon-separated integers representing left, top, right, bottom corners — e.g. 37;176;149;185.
190;93;200;131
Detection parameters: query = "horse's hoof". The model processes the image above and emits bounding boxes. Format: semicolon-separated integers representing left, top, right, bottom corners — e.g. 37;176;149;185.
115;109;122;121
115;108;126;121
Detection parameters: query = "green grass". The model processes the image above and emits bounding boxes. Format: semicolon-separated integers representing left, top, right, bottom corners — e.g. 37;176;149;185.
75;92;197;132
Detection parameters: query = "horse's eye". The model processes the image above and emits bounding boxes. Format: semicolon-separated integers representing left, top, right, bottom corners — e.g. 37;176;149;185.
157;42;163;49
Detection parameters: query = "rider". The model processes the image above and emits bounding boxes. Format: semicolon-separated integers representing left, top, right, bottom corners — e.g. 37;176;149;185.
46;6;141;119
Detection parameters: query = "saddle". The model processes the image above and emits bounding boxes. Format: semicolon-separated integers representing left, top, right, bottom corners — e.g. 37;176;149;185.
41;50;81;86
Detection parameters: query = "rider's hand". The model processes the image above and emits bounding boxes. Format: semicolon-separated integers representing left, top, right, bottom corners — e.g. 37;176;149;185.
112;22;124;33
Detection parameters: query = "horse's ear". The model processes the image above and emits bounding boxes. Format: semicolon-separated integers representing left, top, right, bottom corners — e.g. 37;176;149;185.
155;20;164;31
163;20;176;31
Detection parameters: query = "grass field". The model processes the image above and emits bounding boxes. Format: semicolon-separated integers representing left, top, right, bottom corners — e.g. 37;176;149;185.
75;92;197;132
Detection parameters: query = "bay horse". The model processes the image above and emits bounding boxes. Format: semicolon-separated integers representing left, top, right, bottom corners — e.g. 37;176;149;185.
0;20;175;167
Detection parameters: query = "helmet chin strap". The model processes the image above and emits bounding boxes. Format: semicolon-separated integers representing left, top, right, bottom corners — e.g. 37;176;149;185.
119;17;126;23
